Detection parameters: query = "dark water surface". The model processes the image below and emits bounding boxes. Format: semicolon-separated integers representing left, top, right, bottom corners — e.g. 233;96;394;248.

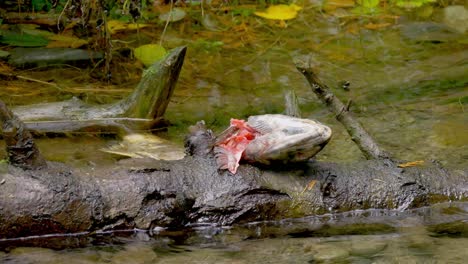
1;202;467;263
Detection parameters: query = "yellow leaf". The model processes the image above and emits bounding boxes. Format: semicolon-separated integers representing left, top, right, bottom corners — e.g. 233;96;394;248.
107;20;149;35
254;4;302;20
301;180;318;194
47;34;88;48
134;44;167;67
305;180;317;191
364;22;392;30
398;160;425;168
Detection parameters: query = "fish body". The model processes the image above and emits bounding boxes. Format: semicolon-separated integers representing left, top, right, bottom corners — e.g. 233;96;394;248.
214;114;332;173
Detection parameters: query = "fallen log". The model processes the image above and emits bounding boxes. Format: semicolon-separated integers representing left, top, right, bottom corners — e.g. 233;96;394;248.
10;46;187;134
0;49;466;239
0;111;466;239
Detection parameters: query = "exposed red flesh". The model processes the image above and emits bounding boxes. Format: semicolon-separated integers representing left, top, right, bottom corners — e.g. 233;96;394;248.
214;119;258;174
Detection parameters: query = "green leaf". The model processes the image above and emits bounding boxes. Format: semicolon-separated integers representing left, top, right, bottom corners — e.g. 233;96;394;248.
0;30;49;47
392;0;436;8
32;0;52;11
358;0;380;8
134;44;167;67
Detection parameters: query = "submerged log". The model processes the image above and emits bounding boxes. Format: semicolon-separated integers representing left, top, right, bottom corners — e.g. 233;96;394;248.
10;46;187;134
0;115;466;239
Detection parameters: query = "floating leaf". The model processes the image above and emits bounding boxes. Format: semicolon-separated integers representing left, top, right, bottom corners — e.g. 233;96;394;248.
47;34;88;48
394;0;436;9
159;8;187;22
398;160;424;168
18;24;54;38
134;44;167;67
254;4;303;20
364;22;392;30
107;20;149;35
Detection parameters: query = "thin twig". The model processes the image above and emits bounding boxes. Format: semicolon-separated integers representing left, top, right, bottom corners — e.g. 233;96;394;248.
295;59;391;160
160;0;174;46
0;72;62;90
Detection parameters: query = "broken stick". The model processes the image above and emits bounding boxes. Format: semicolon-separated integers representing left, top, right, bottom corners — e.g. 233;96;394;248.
296;60;390;160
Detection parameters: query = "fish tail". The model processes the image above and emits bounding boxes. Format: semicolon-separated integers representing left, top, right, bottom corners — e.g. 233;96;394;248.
214;146;239;174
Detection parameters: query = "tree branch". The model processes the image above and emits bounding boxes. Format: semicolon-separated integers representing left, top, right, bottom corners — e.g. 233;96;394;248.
296;60;390;160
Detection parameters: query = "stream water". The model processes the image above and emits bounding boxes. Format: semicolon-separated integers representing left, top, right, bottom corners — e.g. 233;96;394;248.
0;1;467;263
1;202;467;263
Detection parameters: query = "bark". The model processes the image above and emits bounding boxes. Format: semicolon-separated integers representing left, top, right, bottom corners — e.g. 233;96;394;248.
10;46;186;134
0;120;466;239
0;101;46;170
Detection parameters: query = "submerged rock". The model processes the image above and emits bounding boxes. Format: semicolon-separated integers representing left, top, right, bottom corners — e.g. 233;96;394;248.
439;5;468;34
400;22;460;42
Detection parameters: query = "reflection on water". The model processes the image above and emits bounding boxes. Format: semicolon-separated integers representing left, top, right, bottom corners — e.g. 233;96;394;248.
1;202;467;263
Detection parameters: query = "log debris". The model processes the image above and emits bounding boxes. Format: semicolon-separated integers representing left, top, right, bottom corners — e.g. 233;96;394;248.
0;101;46;170
0;116;466;239
296;60;390;160
10;46;187;134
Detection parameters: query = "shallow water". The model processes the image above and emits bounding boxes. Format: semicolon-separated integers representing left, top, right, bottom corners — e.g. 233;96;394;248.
0;1;467;263
1;202;467;263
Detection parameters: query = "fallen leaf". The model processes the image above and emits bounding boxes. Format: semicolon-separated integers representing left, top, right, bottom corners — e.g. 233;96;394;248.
47;34;88;48
323;0;356;12
364;22;392;30
395;0;436;9
107;20;149;34
134;44;167;67
18;24;55;38
398;160;425;168
254;4;302;21
301;180;318;194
